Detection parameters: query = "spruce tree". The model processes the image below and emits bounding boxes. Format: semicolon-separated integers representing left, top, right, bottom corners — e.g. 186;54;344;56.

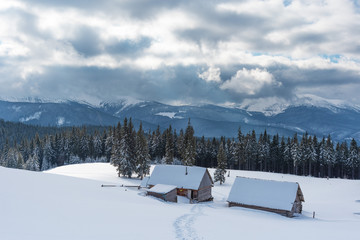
111;123;122;177
164;125;174;164
117;118;136;178
182;119;196;166
214;143;227;184
349;138;358;179
6;148;24;169
135;122;150;179
25;153;40;171
42;136;55;171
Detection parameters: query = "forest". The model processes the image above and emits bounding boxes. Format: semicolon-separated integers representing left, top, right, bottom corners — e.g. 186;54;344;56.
0;118;359;180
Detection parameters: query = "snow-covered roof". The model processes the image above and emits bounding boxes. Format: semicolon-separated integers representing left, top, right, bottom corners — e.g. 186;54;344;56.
147;165;212;190
227;177;302;212
140;177;150;188
147;184;177;194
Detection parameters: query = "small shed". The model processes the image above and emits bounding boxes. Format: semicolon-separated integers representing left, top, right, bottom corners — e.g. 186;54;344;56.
227;177;305;217
147;165;213;202
146;184;178;202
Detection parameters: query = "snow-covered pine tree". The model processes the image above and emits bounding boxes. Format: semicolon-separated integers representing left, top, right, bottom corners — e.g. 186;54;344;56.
196;136;206;167
325;135;335;178
279;136;286;173
93;131;103;159
25;153;40;171
111;123;122;177
42;136;55;171
284;137;292;174
245;131;257;171
105;126;115;162
269;134;279;172
214;143;227;184
164;125;174;164
5;148;24;169
182;119;196;166
176;129;184;161
79;128;89;161
319;137;326;177
0;138;10;167
153;125;162;161
225;138;236;170
235;128;245;170
291;133;300;175
348;138;359;179
340;142;349;178
117;118;136;178
135;122;150;179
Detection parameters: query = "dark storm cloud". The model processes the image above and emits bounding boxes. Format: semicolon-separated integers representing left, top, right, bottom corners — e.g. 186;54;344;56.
22;65;228;104
67;26;152;57
69;26;102;57
105;37;152;56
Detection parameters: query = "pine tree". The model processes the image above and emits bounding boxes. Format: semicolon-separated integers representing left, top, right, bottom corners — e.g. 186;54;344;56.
349;138;359;179
105;127;115;162
5;148;24;169
325;135;335;178
291;133;300;175
111;123;122;177
284;137;292;174
135;122;150;179
236;128;245;170
226;138;236;169
25;153;40;171
214;143;227;184
196;136;206;167
117;118;136;178
42;136;55;171
164;125;174;164
93;131;103;159
182;119;196;166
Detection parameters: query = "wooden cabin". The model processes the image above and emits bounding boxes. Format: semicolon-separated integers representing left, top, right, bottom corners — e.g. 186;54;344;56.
146;184;177;203
227;177;305;217
147;165;214;202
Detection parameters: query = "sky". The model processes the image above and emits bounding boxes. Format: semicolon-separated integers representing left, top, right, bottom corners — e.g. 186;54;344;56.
0;0;360;106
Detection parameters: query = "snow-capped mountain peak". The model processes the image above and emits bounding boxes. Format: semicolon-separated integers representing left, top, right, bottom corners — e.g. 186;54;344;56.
237;94;360;116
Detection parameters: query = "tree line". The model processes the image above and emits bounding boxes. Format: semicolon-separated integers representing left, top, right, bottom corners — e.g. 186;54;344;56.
0;118;359;180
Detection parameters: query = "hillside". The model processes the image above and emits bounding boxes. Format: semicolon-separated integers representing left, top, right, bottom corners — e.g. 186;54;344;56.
1;163;359;239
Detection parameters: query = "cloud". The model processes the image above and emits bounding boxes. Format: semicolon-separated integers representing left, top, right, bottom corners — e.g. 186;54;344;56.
198;66;221;83
220;68;280;95
0;0;360;106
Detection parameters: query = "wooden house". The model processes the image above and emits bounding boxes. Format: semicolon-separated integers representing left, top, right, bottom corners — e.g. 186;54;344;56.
146;184;178;202
147;165;213;202
227;177;305;217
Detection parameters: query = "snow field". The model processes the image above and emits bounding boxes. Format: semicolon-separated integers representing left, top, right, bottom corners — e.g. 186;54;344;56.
1;163;359;240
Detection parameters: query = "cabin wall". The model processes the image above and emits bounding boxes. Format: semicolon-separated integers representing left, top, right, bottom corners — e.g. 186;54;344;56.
197;186;212;202
147;189;177;203
228;202;293;217
199;172;213;189
177;188;187;197
294;194;303;213
166;189;178;202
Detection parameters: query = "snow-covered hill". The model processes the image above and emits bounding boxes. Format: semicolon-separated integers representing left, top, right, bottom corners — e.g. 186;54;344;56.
1;164;359;240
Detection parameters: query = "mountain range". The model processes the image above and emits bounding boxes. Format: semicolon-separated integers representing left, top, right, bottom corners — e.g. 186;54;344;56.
0;95;359;142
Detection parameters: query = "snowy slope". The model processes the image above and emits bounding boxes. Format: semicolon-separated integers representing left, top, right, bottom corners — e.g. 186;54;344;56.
1;163;359;240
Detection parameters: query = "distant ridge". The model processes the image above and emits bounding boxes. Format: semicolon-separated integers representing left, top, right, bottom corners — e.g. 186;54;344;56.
0;95;360;142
